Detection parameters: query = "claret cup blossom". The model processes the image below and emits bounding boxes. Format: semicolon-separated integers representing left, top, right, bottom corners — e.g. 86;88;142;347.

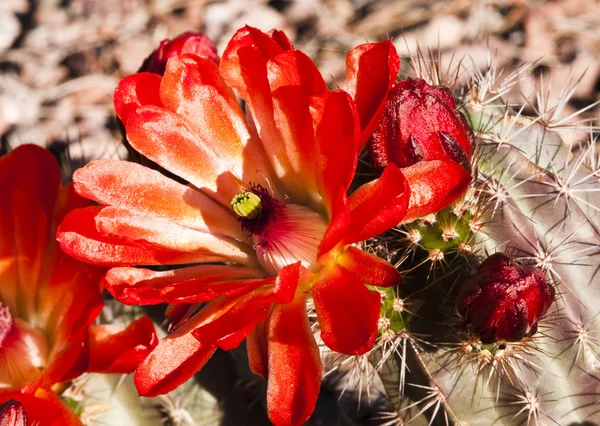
0;145;157;425
57;27;415;425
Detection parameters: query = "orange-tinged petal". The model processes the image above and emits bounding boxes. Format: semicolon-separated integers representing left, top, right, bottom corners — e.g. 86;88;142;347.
315;90;359;215
0;145;60;320
73;159;243;240
57;207;222;267
265;50;329;203
134;332;216;397
160;54;275;191
87;316;157;374
30;330;89;392
343;40;400;151
0;144;60;220
0;389;83;426
312;264;380;355
94;207;252;265
189;262;302;349
345;163;410;243
220;26;287;95
317;189;350;259
124;105;245;205
402;159;472;222
247;319;269;378
268;29;294;51
9;190;48;321
104;265;265;305
220;26;306;202
190;291;272;350
162;278;271;305
336;246;402;287
267;293;322;426
114;72;163;124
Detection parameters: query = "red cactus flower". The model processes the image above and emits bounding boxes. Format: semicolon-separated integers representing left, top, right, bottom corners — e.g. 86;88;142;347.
456;253;555;343
0;145;158;424
368;77;474;221
57;26;404;426
140;31;219;75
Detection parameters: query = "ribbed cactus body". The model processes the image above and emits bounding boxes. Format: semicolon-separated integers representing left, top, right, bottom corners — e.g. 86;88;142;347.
367;59;600;426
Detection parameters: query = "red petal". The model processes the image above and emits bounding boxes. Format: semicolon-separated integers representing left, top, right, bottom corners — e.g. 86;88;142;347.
0;389;83;426
312;264;380;355
114;73;163;124
160;54;274;190
345;164;410;243
57;207;220;267
9;189;49;318
125;105;245;205
191;289;273;350
220;26;307;202
104;265;265;305
189;262;302;351
87;316;158;374
269;29;294;50
0;144;60;220
402;159;472;222
73;159;243;239
220;26;286;95
247;319;269;378
94;207;252;264
344;40;400;151
317;189;350;260
315;90;359;214
134;332;216;397
266;50;329;199
336;246;402;287
271;262;302;303
28;330;89;392
0;145;60;316
267;294;322;426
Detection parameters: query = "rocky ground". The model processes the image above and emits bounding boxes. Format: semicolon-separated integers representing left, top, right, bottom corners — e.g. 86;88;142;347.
1;0;598;174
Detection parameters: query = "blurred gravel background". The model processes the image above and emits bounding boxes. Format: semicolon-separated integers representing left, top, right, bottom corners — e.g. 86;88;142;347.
1;0;599;177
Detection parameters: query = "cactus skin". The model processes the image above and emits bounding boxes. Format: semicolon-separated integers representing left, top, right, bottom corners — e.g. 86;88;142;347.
364;54;600;426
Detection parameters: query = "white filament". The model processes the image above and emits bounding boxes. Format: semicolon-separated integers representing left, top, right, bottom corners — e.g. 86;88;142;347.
255;204;328;276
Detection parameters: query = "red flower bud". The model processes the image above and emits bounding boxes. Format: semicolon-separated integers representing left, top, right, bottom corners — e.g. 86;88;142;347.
140;32;219;75
456;253;555;343
0;400;27;426
368;77;473;173
368;78;474;220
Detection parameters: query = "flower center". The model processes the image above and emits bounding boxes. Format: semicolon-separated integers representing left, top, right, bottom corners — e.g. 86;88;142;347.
231;186;328;275
0;303;15;348
0;302;49;389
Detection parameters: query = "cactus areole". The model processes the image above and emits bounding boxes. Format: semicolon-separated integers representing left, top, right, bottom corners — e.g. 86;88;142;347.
456;253;555;343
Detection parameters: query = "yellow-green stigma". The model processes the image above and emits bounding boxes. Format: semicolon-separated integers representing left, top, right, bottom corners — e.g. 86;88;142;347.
231;191;263;219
